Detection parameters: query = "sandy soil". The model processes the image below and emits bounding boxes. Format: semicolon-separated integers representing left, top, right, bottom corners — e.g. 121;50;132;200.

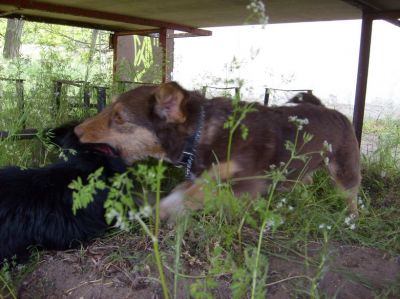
14;238;400;299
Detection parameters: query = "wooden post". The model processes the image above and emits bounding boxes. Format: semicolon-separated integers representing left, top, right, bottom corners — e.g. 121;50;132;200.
353;12;373;146
53;81;62;117
264;88;270;106
16;79;25;128
159;28;168;83
96;86;107;112
83;85;90;111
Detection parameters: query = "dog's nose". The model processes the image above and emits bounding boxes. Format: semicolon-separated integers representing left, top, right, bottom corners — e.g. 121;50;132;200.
74;125;84;138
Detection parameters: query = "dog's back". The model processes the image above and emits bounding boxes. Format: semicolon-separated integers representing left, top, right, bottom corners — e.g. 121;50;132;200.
287;92;323;106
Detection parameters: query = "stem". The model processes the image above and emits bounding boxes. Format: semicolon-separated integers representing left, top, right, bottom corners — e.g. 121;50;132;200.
0;273;16;299
153;239;169;299
250;218;268;299
173;216;188;299
153;159;170;299
154;159;162;238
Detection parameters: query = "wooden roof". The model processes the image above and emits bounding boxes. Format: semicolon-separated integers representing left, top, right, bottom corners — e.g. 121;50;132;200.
0;0;398;36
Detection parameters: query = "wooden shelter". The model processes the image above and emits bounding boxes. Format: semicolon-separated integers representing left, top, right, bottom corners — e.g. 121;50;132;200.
0;0;399;143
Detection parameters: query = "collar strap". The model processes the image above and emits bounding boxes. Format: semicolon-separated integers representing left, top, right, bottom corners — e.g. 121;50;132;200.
176;106;205;180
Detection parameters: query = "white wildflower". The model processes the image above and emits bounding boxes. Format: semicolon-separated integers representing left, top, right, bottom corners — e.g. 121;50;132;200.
140;205;153;218
358;197;366;210
107;208;119;220
344;215;356;230
319;223;332;230
323;140;333;153
288;116;309;131
246;0;268;25
114;215;128;231
266;219;276;229
288;205;294;211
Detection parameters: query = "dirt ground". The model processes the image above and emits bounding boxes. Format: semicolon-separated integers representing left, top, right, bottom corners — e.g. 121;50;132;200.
13;237;400;299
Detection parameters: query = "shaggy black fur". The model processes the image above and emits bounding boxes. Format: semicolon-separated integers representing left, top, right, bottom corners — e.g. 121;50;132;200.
0;123;129;262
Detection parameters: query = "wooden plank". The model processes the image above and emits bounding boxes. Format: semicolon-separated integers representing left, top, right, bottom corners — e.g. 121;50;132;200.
0;0;212;36
0;128;38;140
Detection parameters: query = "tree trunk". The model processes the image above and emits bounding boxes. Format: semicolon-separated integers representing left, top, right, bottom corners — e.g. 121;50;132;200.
3;19;25;59
84;29;99;83
83;29;99;111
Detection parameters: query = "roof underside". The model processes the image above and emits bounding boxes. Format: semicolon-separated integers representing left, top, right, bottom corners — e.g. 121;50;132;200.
0;0;399;34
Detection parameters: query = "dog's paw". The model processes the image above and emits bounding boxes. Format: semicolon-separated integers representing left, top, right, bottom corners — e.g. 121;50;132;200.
159;190;186;223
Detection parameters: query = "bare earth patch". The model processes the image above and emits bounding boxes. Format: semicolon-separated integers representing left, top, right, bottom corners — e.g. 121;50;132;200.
15;236;400;299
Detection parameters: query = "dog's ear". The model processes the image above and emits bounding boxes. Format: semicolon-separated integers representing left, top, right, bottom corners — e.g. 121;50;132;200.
154;82;187;123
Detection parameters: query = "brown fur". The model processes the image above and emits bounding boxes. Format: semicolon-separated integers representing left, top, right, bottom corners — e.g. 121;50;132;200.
75;82;361;219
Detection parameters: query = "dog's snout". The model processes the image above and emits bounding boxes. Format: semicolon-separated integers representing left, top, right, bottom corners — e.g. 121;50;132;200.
74;125;84;139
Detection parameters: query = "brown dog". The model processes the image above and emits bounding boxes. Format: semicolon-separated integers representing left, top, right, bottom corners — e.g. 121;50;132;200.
74;82;361;220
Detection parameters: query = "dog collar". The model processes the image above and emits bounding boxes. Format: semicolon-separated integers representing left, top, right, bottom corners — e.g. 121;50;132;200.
176;106;205;180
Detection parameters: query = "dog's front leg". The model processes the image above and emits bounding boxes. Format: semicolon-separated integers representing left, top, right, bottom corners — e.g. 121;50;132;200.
159;180;199;220
159;161;241;221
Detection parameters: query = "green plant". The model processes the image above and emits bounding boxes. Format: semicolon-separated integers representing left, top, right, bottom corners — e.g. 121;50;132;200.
0;260;17;299
71;160;171;299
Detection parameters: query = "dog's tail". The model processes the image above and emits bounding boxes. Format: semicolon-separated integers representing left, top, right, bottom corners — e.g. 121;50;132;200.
288;92;324;106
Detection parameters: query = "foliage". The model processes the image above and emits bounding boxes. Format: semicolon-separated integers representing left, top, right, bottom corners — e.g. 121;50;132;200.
0;20;114;168
69;167;106;215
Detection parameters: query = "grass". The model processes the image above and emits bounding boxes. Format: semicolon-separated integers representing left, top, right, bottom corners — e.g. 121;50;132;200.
1;98;400;298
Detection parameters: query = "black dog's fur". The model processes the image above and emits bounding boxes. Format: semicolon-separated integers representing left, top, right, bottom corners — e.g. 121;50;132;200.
0;123;129;262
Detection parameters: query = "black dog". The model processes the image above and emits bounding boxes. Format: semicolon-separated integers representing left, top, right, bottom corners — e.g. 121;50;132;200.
0;123;130;262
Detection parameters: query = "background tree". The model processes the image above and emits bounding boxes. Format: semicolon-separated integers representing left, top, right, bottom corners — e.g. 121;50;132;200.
3;19;24;59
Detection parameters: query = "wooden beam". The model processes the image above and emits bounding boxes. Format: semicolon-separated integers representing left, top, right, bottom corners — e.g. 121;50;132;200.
372;10;400;28
114;30;160;37
353;12;373;146
0;0;212;36
0;11;129;31
341;1;400;27
372;10;400;19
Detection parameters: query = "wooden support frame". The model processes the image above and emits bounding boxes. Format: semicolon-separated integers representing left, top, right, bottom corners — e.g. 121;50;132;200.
344;1;400;146
0;0;212;36
352;12;373;146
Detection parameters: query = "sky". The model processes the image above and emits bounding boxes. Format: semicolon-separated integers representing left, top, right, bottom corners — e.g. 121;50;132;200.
173;20;400;118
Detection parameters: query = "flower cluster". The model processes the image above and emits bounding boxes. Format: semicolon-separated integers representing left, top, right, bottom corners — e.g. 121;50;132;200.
246;0;269;25
107;208;128;231
275;197;294;211
322;140;333;153
320;140;333;165
344;214;356;230
288;116;309;131
358;197;366;210
318;223;332;230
